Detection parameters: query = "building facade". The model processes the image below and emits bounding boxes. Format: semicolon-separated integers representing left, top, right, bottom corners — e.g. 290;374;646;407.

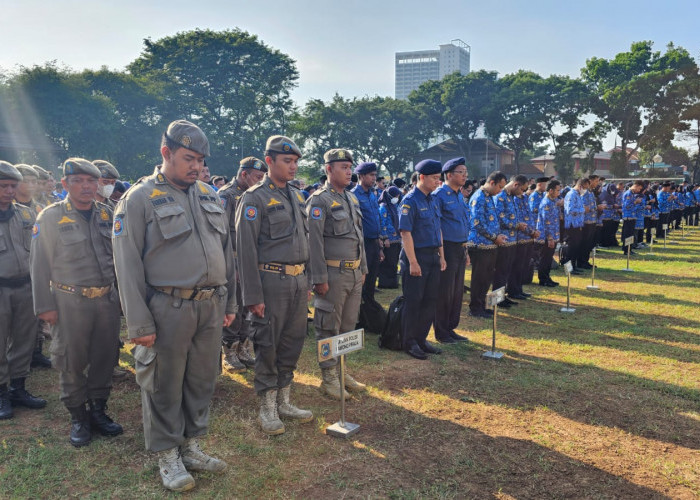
395;40;470;99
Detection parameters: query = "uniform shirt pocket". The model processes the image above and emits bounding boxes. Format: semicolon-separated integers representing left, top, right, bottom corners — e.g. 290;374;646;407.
153;204;192;240
58;227;88;259
267;209;293;240
200;201;227;235
330;209;351;236
132;345;158;393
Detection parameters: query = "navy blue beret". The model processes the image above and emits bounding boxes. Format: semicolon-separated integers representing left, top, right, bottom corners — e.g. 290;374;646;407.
354;162;377;175
393;178;406;188
442;157;466;173
415;159;442;175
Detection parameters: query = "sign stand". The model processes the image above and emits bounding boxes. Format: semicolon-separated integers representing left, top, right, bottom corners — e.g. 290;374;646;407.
681;221;685;239
560;261;575;313
647;235;655;256
663;223;668;248
318;329;364;439
586;248;599;291
482;287;505;360
622;235;635;272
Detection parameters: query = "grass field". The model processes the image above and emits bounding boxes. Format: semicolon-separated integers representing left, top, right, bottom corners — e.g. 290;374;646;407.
1;228;698;499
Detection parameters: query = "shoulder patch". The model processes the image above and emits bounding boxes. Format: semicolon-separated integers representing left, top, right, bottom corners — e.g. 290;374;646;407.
401;204;410;215
221;197;228;209
244;206;258;221
58;216;76;225
32;223;39;238
113;215;124;236
311;206;322;220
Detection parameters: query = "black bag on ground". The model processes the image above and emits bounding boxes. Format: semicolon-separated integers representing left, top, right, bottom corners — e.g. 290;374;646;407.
356;298;387;335
378;295;404;351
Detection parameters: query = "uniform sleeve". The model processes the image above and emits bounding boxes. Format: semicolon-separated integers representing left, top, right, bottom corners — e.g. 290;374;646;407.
398;200;414;232
306;197;328;285
29;211;56;315
220;210;238;315
235;193;264;306
112;194;156;339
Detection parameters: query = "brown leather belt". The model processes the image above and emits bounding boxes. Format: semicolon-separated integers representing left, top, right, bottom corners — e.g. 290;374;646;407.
153;286;218;301
51;281;112;299
258;263;306;276
325;259;361;269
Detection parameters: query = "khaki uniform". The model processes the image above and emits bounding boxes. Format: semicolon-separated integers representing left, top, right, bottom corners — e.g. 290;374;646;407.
30;199;120;407
0;203;38;386
112;171;236;452
217;179;250;346
235;175;309;394
306;183;367;368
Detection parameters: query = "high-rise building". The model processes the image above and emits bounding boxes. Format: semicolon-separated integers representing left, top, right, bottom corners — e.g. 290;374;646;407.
395;40;471;100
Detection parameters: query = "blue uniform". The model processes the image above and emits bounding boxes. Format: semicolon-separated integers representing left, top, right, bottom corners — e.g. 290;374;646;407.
564;190;584;229
621;189;639;219
379;204;401;243
657;190;671;214
536;195;561;284
494;190;519;244
582;191;597;224
398;188;442;248
516;194;535;241
433;183;469;243
529;190;546;220
468;188;500;248
351;184;381;239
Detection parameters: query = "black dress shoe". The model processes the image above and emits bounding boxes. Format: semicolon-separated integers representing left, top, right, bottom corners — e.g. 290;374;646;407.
448;331;469;342
502;298;519;306
469;310;492;319
435;336;457;344
498;301;512;308
405;344;428;360
571;270;583;275
547;280;560;287
520;291;532;298
509;293;528;300
485;309;494;315
420;341;442;355
30;350;52;369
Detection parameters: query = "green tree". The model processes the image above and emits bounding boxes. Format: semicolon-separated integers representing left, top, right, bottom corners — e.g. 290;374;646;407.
128;29;299;176
582;41;699;177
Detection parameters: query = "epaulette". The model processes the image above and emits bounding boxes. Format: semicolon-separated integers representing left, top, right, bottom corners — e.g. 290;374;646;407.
247;180;265;192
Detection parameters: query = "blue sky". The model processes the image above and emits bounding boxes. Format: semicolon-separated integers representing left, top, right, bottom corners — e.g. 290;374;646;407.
2;0;699;149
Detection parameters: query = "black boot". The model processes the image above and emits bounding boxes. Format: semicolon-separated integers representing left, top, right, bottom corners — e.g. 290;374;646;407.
88;399;123;436
9;378;47;409
30;341;52;369
68;404;92;447
0;384;13;420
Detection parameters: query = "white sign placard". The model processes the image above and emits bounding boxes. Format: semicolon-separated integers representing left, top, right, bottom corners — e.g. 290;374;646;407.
624;236;635;246
564;261;574;274
318;329;364;362
662;224;668;230
487;287;506;307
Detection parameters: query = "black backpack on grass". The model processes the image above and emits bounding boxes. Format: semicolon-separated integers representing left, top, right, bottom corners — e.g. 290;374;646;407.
356;297;387;335
378;295;404;351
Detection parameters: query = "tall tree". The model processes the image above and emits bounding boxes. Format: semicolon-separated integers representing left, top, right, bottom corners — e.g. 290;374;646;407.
582;41;699;177
128;29;299;175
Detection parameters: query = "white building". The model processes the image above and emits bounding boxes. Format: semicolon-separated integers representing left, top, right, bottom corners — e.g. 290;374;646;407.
395;40;471;99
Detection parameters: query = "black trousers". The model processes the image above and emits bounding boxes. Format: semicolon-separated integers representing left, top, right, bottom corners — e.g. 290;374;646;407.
507;243;527;296
468;247;497;314
538;243;556;283
656;213;669;239
621;219;636;250
671;209;682;229
434;241;467;340
644;216;653;243
362;237;380;303
377;243;400;288
521;240;535;285
563;227;582;267
493;244;516;292
400;248;441;350
577;223;595;267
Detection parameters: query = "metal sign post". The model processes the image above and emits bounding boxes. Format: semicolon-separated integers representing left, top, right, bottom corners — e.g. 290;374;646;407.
622;236;635;272
647;235;655;255
681;221;685;239
586;248;599;291
663;223;668;248
318;329;364;438
560;261;575;313
482;287;505;360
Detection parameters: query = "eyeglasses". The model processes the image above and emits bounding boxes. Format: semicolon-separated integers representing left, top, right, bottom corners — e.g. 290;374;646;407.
452;169;467;176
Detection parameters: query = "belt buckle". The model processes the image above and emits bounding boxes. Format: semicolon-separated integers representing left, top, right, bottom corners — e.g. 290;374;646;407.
83;288;97;299
296;264;305;274
267;263;283;274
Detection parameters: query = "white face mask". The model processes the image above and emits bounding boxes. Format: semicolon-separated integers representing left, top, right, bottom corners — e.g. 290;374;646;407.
98;183;115;198
390;197;399;205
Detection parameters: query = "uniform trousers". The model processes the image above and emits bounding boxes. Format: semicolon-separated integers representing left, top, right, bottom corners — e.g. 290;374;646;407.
507;242;528;296
621;219;636;250
0;282;37;385
134;287;226;452
362;238;380;303
51;287;120;408
222;276;250;346
468;246;497;314
313;267;362;369
493;244;516;292
377;243;400;288
433;241;466;340
578;223;595;267
249;271;308;395
537;243;556;283
563;227;582;266
400;248;440;350
656;213;669;239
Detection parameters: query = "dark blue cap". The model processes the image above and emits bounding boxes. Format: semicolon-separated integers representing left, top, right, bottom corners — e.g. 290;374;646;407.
442;157;466;173
415;159;442;175
354;162;377;175
393;178;406;188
